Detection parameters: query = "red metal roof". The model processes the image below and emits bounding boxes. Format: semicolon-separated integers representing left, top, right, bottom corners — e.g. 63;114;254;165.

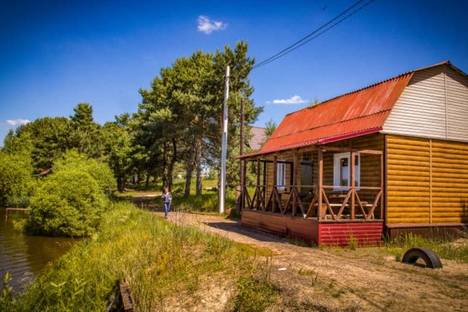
242;72;413;158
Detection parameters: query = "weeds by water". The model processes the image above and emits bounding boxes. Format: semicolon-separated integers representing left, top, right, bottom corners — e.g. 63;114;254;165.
1;202;273;311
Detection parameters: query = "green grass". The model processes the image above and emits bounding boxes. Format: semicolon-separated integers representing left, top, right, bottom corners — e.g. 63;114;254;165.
117;178;238;215
232;275;279;312
0;201;274;311
384;233;468;263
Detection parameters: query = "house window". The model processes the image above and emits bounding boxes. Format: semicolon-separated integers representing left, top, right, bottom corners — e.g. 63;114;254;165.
333;153;360;190
276;162;286;192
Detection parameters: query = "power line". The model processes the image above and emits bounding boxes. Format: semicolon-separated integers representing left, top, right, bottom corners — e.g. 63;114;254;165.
253;0;376;70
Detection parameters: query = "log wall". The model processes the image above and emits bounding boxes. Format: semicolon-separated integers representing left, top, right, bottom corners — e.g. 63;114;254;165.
386;134;468;224
323;134;384;205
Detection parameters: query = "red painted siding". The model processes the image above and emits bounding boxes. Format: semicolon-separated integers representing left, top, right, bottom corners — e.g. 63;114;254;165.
241;211;384;246
318;222;383;246
241;210;317;244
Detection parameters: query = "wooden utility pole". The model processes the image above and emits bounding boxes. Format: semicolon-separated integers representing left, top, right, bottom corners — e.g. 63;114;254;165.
219;65;230;214
238;98;245;213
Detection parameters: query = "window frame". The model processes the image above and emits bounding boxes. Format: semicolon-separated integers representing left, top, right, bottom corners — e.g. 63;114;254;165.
276;162;286;192
333;152;360;191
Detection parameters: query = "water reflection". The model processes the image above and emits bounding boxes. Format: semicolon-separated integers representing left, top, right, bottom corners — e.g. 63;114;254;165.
0;209;76;292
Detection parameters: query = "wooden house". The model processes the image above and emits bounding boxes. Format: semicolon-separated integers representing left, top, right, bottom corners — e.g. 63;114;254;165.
239;61;468;246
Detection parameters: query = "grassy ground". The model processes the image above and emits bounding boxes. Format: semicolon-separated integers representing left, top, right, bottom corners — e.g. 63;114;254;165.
0;201;278;312
322;233;468;264
384;233;468;263
116;178;238;215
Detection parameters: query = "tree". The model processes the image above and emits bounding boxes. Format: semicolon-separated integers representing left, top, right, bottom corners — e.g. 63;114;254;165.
53;150;116;195
135;42;262;195
264;119;277;138
2;117;71;171
101;121;133;192
0;152;34;207
207;42;263;191
70;103;103;158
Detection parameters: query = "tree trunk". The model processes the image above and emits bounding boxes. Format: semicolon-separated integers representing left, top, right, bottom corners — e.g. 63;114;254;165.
166;138;177;192
196;162;202;196
145;174;150;188
195;140;202;196
161;142;168;190
184;162;193;198
117;176;125;192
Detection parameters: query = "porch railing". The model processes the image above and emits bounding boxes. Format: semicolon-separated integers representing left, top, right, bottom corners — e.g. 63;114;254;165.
240;147;384;221
242;184;383;221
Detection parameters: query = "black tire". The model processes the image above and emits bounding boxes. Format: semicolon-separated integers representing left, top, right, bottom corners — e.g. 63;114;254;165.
402;247;443;269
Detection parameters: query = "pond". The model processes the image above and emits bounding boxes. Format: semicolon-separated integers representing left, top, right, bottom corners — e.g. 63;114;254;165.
0;209;76;293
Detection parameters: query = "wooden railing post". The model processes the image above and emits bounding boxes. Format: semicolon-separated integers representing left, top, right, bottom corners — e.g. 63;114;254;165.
272;156;278;212
351;150;356;220
263;160;267;210
241;159;247;210
318;149;323;220
292;150;298;215
380;153;384;219
255;158;260;210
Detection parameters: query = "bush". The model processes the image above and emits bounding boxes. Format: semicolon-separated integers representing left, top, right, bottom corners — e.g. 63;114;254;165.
27;168;107;237
0;152;34;207
53;150;116;195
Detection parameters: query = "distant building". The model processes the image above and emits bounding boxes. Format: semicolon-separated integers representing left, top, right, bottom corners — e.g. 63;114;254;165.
248;126;266;151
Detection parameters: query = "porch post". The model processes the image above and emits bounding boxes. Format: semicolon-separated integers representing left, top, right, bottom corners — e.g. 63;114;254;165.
318;148;323;220
263;160;267;210
380;153;384;219
256;158;260;210
292;150;298;215
241;159;247;210
350;150;356;220
272;156;278;212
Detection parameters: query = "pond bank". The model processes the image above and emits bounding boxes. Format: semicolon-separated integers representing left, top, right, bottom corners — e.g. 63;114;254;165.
0;209;76;293
1;202;276;311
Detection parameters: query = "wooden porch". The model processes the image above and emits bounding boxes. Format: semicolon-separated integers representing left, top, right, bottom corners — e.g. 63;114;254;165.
240;140;385;246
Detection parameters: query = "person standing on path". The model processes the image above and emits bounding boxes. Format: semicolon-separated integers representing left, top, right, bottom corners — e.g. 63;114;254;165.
162;187;172;218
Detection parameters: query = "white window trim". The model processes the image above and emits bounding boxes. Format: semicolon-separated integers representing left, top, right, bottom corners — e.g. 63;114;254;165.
276;162;286;192
333;152;360;191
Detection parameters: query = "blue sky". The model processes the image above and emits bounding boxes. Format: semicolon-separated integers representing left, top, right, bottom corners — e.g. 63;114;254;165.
1;0;467;142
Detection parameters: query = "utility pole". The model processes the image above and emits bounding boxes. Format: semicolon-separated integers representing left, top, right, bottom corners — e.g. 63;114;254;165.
238;97;245;213
219;65;230;214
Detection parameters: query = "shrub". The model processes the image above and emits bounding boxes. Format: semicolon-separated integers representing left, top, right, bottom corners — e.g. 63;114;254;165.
0;152;34;207
53;150;116;195
27;168;107;237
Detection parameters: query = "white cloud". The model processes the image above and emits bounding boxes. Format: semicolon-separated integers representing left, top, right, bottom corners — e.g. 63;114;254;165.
6;119;30;126
269;95;307;105
197;16;227;34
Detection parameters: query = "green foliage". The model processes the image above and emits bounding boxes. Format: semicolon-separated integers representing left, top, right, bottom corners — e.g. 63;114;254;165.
69;103;104;158
0;272;13;310
101;122;133;192
3;117;71;171
53;151;116;195
27;168;107;237
4;203;263;311
264;119;277;138
135;41;262;193
0;152;34;207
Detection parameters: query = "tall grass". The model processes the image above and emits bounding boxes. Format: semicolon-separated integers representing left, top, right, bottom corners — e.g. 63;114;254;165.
1;202;273;311
385;233;468;263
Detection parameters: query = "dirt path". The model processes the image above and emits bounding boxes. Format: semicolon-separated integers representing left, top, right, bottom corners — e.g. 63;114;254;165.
157;211;468;311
